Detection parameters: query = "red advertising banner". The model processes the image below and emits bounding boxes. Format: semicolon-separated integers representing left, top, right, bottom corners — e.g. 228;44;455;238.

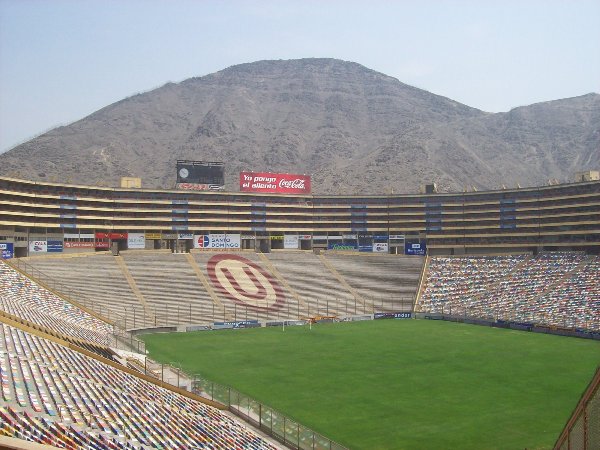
95;241;110;249
109;232;128;240
64;242;95;249
95;232;109;239
239;172;311;194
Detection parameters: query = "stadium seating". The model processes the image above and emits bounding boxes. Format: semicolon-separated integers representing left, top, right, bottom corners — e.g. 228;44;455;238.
17;255;149;328
418;252;600;331
193;252;285;323
0;322;278;449
0;261;114;346
20;251;422;326
122;252;219;326
323;253;421;311
262;252;357;317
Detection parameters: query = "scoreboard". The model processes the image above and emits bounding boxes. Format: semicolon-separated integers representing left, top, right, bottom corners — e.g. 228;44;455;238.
176;160;224;191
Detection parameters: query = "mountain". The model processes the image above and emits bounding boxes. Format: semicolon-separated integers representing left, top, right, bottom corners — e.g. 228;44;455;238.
1;58;598;194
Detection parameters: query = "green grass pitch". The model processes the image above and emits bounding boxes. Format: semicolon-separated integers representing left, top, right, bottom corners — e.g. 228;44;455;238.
142;320;600;449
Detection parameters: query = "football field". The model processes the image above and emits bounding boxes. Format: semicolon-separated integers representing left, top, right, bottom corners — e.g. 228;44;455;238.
142;320;600;449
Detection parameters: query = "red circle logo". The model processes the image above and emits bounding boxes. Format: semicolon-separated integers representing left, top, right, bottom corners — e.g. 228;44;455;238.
206;254;285;310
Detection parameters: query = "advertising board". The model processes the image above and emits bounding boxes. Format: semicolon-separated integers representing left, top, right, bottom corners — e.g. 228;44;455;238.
239;171;311;194
374;312;412;319
127;233;146;249
405;242;427;256
284;235;299;249
372;243;389;253
29;241;47;253
0;243;14;259
328;243;358;251
194;234;241;249
47;240;63;253
213;320;261;330
64;242;95;249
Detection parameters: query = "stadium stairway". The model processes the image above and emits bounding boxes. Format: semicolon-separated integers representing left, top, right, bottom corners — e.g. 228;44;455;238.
19;254;148;329
121;252;226;326
322;253;422;313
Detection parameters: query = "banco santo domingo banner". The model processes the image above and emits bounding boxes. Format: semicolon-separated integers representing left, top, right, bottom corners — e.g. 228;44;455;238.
240;171;311;194
194;234;241;249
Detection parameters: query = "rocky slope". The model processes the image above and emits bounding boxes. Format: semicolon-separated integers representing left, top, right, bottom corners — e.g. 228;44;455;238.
1;58;598;194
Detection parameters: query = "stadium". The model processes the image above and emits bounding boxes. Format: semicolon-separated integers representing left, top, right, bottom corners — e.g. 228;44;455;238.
0;165;599;450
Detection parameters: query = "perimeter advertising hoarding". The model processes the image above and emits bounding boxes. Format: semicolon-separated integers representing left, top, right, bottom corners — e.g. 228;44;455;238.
127;233;145;249
0;243;14;259
328;243;358;251
29;241;47;253
239;171;311;194
194;234;241;249
29;240;63;253
374;312;412;319
47;241;63;253
176;160;224;191
64;242;95;249
373;243;389;253
405;242;427;256
284;235;299;249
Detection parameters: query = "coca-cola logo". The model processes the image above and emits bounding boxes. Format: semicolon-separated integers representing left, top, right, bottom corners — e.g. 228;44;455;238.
279;178;306;189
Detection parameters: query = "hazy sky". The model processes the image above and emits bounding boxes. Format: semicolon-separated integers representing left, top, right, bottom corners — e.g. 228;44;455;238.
1;0;599;153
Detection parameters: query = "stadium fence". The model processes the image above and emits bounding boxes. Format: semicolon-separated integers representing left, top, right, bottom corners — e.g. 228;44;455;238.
417;303;599;336
134;358;347;450
554;366;600;450
193;375;348;450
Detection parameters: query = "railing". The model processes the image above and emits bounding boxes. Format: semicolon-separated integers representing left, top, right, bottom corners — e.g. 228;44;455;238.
554;366;600;450
144;358;348;450
3;258;146;353
435;304;600;332
416;303;600;336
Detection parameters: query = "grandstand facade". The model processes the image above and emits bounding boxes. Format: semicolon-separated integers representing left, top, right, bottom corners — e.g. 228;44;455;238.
1;175;598;449
0;176;599;257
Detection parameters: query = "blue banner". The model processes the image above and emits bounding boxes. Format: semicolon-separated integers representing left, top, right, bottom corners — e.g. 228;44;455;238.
47;240;63;253
0;243;14;259
405;242;426;255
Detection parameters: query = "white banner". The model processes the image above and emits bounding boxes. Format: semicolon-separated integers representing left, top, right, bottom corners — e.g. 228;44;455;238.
373;243;389;253
178;233;194;240
128;233;146;249
284;235;299;249
29;241;47;253
194;234;241;249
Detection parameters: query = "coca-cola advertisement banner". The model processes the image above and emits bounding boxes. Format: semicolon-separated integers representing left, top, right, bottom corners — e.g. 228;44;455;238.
239;172;311;194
